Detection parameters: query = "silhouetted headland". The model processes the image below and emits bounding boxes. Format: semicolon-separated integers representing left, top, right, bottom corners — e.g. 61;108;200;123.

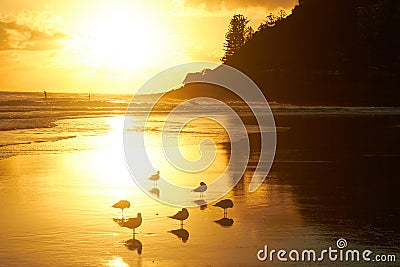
166;0;400;106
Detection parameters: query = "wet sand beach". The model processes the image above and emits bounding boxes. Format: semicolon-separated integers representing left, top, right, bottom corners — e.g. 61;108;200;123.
0;113;399;266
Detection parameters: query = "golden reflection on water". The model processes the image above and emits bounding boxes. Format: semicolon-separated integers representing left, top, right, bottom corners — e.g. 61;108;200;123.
66;117;134;198
106;256;129;267
143;117;230;187
0;116;308;266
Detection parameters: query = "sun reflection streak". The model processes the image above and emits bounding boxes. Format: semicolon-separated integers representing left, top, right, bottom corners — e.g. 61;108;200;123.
142;116;230;188
76;116;136;198
106;256;128;267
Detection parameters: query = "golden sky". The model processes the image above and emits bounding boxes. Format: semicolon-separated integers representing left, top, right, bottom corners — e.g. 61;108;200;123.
0;0;297;94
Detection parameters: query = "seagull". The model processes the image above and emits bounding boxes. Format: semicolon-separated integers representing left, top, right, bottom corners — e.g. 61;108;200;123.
112;200;131;215
168;208;189;226
148;171;160;186
122;213;142;234
192;182;207;198
213;199;234;217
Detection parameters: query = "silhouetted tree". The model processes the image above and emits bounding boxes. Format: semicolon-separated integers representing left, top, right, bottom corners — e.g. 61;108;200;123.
277;9;287;21
245;25;255;42
221;14;251;62
258;10;288;30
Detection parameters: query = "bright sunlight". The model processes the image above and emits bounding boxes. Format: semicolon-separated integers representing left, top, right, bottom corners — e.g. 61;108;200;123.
78;3;169;71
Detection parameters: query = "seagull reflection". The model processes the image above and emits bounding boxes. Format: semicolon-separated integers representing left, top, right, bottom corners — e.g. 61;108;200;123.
194;199;207;210
149;187;160;198
169;228;189;243
214;217;234;227
124;238;143;254
114;216;143;254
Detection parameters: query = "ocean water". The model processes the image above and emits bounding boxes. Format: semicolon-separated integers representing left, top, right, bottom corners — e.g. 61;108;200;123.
1;91;399;160
0;91;399;266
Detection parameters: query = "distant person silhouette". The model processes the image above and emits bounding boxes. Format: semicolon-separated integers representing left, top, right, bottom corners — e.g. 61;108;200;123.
44;90;47;99
88;94;91;101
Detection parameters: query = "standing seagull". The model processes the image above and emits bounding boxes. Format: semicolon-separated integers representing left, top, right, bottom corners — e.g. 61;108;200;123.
192;182;207;198
112;200;131;215
168;208;189;226
122;213;142;235
213;199;234;217
148;171;160;186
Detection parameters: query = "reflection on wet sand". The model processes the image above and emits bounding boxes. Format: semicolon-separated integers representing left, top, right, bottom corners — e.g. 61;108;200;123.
1;114;399;266
149;187;160;198
124;238;143;254
194;199;207;210
214;217;234;227
113;214;143;254
272;115;400;243
169;228;190;243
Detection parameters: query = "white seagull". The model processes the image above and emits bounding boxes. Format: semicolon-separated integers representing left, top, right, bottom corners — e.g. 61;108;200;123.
192;182;207;198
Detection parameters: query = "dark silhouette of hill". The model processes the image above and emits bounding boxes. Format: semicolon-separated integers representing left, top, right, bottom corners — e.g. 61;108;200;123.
168;0;400;106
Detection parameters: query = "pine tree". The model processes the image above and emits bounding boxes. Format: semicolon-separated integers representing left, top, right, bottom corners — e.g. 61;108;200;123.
221;14;251;62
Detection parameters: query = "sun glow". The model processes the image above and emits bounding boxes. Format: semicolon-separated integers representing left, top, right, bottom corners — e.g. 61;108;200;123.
76;3;170;71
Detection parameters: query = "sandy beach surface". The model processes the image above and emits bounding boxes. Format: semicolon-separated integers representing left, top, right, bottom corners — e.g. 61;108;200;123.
0;139;311;266
0;105;399;266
